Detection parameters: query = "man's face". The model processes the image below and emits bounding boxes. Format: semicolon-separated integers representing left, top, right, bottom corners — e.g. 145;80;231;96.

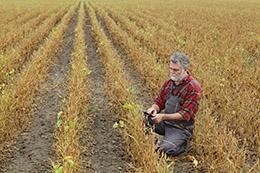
169;62;185;82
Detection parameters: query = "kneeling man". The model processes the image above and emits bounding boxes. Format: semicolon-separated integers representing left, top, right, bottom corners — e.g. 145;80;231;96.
147;52;202;156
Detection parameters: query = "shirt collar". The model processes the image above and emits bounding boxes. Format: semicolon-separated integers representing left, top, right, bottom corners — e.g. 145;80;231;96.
172;75;192;86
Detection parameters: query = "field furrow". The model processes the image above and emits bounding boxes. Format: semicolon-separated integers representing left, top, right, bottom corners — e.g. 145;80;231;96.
53;3;91;172
0;10;42;36
0;8;59;53
0;7;68;94
123;10;183;62
75;4;131;172
0;4;78;171
88;3;172;172
0;11;25;25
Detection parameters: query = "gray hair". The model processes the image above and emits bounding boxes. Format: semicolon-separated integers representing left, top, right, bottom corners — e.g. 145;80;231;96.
170;52;190;69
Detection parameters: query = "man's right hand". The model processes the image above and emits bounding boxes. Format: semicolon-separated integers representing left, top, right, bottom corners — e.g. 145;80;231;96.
147;105;159;116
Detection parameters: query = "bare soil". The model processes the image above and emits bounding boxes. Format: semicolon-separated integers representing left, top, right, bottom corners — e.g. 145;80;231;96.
78;5;129;173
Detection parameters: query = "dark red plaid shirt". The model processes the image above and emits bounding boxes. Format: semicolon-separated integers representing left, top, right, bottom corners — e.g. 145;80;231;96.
154;75;202;122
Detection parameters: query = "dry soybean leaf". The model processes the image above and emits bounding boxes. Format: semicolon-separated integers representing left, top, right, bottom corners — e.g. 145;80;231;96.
192;156;199;167
69;117;77;128
64;125;70;133
8;69;15;75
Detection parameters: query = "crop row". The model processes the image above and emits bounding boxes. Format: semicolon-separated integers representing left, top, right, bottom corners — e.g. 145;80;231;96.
0;10;25;25
0;7;68;94
53;2;90;172
0;8;60;53
0;4;77;163
105;8;180;65
87;3;170;172
0;9;42;36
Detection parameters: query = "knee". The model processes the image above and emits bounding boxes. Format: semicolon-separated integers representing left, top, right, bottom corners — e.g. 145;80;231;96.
154;122;165;135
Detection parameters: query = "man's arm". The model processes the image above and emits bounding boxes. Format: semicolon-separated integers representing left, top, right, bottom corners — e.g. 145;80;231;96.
153;88;201;124
162;112;184;121
147;80;170;116
152;112;184;124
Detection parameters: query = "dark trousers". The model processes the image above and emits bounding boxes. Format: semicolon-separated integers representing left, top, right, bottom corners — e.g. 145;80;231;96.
155;121;193;156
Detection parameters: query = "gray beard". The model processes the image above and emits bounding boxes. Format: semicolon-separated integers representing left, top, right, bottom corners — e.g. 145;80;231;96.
170;74;184;82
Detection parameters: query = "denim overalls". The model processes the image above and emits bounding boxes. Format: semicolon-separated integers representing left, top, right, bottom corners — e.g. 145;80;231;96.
155;79;196;156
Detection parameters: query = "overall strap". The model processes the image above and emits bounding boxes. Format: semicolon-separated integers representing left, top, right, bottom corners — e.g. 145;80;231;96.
169;79;195;97
176;79;194;97
169;80;174;96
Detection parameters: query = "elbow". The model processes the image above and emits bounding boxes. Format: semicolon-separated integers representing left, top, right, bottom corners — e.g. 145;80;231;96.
179;111;190;122
179;109;193;122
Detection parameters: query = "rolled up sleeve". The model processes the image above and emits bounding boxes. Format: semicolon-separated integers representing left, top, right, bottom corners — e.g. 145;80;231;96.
154;81;169;111
179;90;200;121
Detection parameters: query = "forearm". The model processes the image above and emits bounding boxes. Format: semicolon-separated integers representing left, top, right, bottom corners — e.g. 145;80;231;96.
162;113;184;121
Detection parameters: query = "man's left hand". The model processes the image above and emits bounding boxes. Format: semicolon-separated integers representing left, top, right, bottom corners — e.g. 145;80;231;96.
151;113;165;124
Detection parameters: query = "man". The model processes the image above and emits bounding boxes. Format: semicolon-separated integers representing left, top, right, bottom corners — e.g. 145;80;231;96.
147;52;202;156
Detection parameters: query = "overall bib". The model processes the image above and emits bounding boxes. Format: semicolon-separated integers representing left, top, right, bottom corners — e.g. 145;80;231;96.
155;80;195;156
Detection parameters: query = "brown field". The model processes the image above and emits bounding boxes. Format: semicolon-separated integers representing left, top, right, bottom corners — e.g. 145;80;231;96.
0;0;259;172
